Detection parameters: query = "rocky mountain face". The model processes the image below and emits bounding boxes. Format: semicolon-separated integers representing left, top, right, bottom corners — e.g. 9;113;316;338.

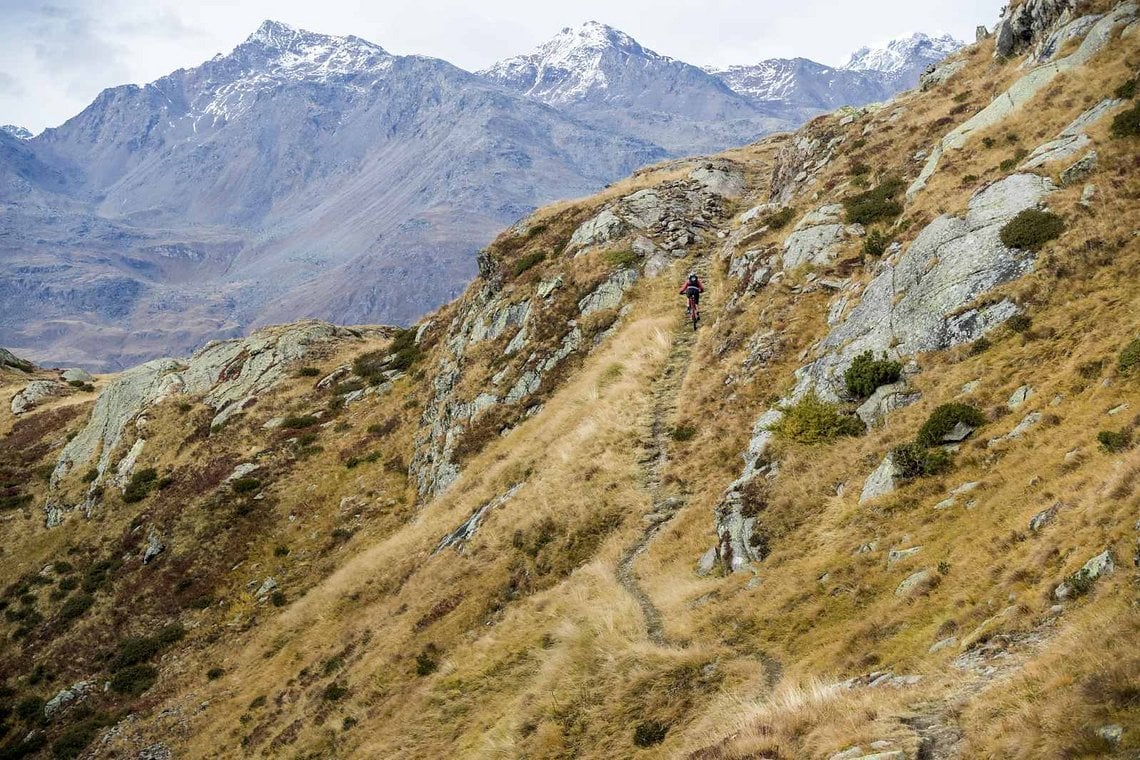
479;21;791;154
2;21;961;372
1;21;664;371
0;126;32;140
707;32;964;118
2;1;1138;757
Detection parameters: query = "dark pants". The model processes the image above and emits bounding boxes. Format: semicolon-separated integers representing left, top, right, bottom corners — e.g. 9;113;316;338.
685;287;701;306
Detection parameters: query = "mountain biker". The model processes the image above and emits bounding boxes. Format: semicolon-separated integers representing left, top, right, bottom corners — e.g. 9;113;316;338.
679;272;704;319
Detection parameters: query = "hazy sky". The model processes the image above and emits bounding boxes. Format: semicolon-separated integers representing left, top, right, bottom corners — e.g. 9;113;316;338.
1;0;1001;133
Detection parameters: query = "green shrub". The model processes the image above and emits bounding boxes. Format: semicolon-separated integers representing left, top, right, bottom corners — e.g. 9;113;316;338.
249;695;267;709
51;719;105;759
206;667;224;680
1064;568;1098;598
109;664;158;697
331;379;365;396
58;592;94;622
849;138;867;150
323;682;349;701
81;468;98;483
512;251;547;277
1097;429;1133;453
175;401;193;413
773;393;865;444
604;249;638;269
1000;209;1065;251
761;206;797;230
849;162;871;177
633;721;669;747
862;229;893;257
415;645;440;676
982;136;996;149
969;336;992;355
670;425;697;442
1116;78;1137;99
111;636;162;670
155;623;186;647
1118;338;1140;374
81;559;118;593
0;493;33;511
844;351;902;398
270;591;287;607
1111;101;1140;138
892;442;952;480
122;468;158;504
296;366;321;377
281;415;319;429
231;477;262;494
916;404;986;447
274;545;290;557
1006;313;1032;333
843;178;904;226
14;696;43;722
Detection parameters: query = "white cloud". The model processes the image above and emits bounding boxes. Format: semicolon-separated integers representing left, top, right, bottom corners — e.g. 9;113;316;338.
0;0;1002;133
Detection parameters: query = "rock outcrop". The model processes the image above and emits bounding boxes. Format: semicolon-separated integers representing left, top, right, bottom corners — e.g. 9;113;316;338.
0;347;35;372
10;380;69;415
995;0;1076;58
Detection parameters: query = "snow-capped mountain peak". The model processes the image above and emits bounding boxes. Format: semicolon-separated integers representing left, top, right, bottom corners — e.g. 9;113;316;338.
842;32;962;74
1;125;33;140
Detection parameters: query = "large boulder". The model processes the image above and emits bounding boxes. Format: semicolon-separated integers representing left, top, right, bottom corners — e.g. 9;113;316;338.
0;347;35;372
578;269;638;316
568;209;625;251
861;453;900;503
11;380;68;415
782;205;847;269
994;0;1076;58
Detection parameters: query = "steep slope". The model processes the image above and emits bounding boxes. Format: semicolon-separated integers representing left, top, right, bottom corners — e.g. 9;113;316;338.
480;21;791;154
1;1;1139;758
2;21;664;371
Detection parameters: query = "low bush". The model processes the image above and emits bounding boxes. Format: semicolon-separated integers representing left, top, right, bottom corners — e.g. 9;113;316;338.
296;366;321;377
81;469;98;483
51;717;109;759
58;592;94;623
1006;313;1032;333
604;249;638;269
109;664;158;697
843;178;905;226
761;206;797;230
892;442;952;480
14;696;43;722
862;229;893;257
773;393;865;444
206;667;224;680
670;425;697;442
323;682;348;701
844;351;902;398
231;477;262;494
1116;78;1137;99
122;468;158;504
969;336;992;355
270;590;287;607
633;721;669;748
415;645;440;676
1097;429;1133;453
274;545;290;557
916;404;986;447
512;251;547;277
1111;101;1140;138
999;209;1065;251
281;415;318;429
1118;338;1140;375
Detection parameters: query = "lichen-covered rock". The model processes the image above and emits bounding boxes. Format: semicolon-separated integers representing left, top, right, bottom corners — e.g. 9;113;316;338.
60;368;94;383
995;0;1077;59
856;381;921;428
11;380;68;415
1061;151;1098;186
142;528;166;564
434;484;522;554
568;209;625;251
1021;99;1120;170
44;681;95;720
689;162;745;198
48;322;351;513
861;453;900;503
895;568;934;597
1055;550;1114;598
782;205;846;269
921;59;967;89
578;269;638;315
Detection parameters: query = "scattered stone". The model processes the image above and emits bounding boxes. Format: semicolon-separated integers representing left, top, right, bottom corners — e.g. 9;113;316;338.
856;381;921;428
44;681;95;720
142;529;165;564
961;379;981;394
1108;403;1129;416
942;421;977;443
225;463;260;482
696;547;718;577
1054;550;1115;599
1080;183;1096;207
782;204;846;269
536;275;563;299
930;636;958;653
60;368;94;383
1060;151;1098;186
860;453;899;503
887;546;923;566
434;485;522;554
568;209;625;250
689;163;745;198
1007;384;1033;409
315;365;352;390
952;481;980;496
1096;724;1123;744
1029;501;1064;532
578;269;638;315
10;380;68;415
138;744;173;760
895;569;934;597
255;577;278;601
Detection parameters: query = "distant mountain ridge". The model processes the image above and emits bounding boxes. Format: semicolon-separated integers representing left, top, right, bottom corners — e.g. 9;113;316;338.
1;21;961;369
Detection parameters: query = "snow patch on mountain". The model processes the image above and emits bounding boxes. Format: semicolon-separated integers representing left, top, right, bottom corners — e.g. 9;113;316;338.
1;125;33;140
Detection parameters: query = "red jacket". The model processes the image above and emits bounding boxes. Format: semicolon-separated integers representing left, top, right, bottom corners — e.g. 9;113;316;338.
679;278;704;295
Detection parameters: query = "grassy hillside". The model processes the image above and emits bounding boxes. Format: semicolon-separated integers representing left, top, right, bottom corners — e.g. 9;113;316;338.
1;2;1138;758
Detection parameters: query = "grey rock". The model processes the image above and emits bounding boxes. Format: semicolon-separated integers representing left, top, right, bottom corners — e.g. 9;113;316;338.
111;438;147;489
142;529;166;564
255;577;278;601
568;209;625;250
536;276;563;299
60;368;94;383
696;547;718;577
1080;183;1096;206
138;744;173;760
11;380;67;415
1055;549;1114;599
887;546;923;566
1007;384;1034;409
225;463;260;482
942;421;976;443
470;300;531;344
782;205;846;269
1002;411;1043;441
1060;151;1098;186
1096;725;1123;744
44;681;95;720
995;0;1078;58
920;59;967;89
689;163;745;197
861;453;899;503
434;484;523;554
315;365;352;390
961;379;981;394
930;636;958;653
579;269;638;315
0;347;35;372
856;381;921;428
1029;501;1064;532
895;568;934;596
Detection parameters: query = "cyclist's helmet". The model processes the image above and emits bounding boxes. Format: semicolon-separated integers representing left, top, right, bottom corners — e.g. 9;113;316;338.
688;272;699;283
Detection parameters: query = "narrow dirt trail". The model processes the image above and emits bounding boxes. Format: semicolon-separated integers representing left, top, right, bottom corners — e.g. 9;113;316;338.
615;258;708;645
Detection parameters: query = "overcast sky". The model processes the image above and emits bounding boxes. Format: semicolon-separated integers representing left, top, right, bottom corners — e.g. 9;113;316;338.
1;0;1001;133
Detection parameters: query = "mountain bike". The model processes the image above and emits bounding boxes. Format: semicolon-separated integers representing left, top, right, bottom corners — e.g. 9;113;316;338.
685;291;700;330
